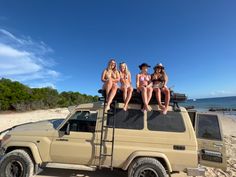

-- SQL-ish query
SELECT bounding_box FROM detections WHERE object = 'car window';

[49,119,65,129]
[197,114,222,141]
[107,108,144,130]
[188,111,196,129]
[147,111,186,132]
[67,111,97,133]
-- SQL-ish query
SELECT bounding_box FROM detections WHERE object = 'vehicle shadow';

[37,167,127,177]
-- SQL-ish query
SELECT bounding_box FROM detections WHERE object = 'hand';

[148,82,153,87]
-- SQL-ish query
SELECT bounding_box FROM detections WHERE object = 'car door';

[50,110,99,165]
[195,113,227,170]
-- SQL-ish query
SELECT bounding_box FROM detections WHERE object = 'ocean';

[180,96,236,114]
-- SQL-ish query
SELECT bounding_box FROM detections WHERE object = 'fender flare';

[5,141,42,164]
[122,151,172,172]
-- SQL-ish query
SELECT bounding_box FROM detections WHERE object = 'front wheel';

[128,157,167,177]
[0,149,34,177]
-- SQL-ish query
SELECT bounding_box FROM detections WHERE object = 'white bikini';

[120,72,131,88]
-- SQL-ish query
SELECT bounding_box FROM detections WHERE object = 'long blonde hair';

[119,62,130,76]
[107,59,117,71]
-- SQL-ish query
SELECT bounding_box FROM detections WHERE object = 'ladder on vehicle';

[98,98,117,170]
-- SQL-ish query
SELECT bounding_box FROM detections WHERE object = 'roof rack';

[98,89,187,105]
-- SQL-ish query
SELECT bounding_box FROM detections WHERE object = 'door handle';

[56,138,68,142]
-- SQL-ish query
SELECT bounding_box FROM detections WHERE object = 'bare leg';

[122,86,128,103]
[146,87,153,111]
[140,87,148,111]
[162,86,170,115]
[105,80,113,101]
[154,88,165,110]
[106,84,118,111]
[124,87,133,111]
[147,87,153,104]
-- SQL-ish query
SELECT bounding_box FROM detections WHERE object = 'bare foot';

[141,108,147,113]
[163,108,168,115]
[141,105,147,112]
[147,105,152,111]
[159,104,165,110]
[105,105,110,112]
[123,104,128,111]
[143,105,150,112]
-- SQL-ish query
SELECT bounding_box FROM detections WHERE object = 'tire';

[128,157,167,177]
[0,149,34,177]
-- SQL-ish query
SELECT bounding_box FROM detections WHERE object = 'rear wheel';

[128,157,167,177]
[0,149,34,177]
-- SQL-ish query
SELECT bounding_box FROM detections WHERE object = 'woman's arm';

[136,74,139,88]
[113,71,120,83]
[150,74,154,81]
[101,70,107,82]
[147,75,153,87]
[128,72,132,84]
[119,72,124,83]
[164,74,168,86]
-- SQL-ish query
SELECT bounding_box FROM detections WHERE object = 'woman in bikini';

[151,63,170,115]
[119,62,133,111]
[101,59,120,112]
[136,63,153,112]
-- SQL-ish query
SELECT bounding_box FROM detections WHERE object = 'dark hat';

[153,63,165,70]
[139,63,151,70]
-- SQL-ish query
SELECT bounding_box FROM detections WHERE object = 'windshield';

[48,119,65,129]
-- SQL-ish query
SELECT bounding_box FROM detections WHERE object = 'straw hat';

[153,63,165,70]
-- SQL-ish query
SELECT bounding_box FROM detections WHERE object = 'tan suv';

[0,90,227,177]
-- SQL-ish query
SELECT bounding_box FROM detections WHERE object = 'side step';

[45,163,97,171]
[186,167,205,176]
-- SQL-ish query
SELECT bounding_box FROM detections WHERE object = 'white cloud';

[0,29,25,45]
[29,82,56,89]
[47,70,60,77]
[0,29,60,88]
[0,43,30,57]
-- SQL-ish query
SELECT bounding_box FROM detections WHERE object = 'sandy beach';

[0,108,236,177]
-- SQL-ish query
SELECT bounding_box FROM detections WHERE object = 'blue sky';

[0,0,236,98]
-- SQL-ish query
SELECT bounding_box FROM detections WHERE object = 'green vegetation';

[0,78,98,111]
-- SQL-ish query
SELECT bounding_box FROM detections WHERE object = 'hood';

[10,119,65,133]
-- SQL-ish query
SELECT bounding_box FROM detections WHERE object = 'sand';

[0,108,69,133]
[0,109,236,177]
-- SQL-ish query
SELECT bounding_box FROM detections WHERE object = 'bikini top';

[139,74,150,82]
[152,74,165,83]
[106,69,118,80]
[120,71,128,80]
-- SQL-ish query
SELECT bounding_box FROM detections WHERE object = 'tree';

[0,78,98,111]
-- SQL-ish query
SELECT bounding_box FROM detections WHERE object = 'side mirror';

[65,123,70,135]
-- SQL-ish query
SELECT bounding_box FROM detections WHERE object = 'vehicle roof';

[75,101,188,113]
